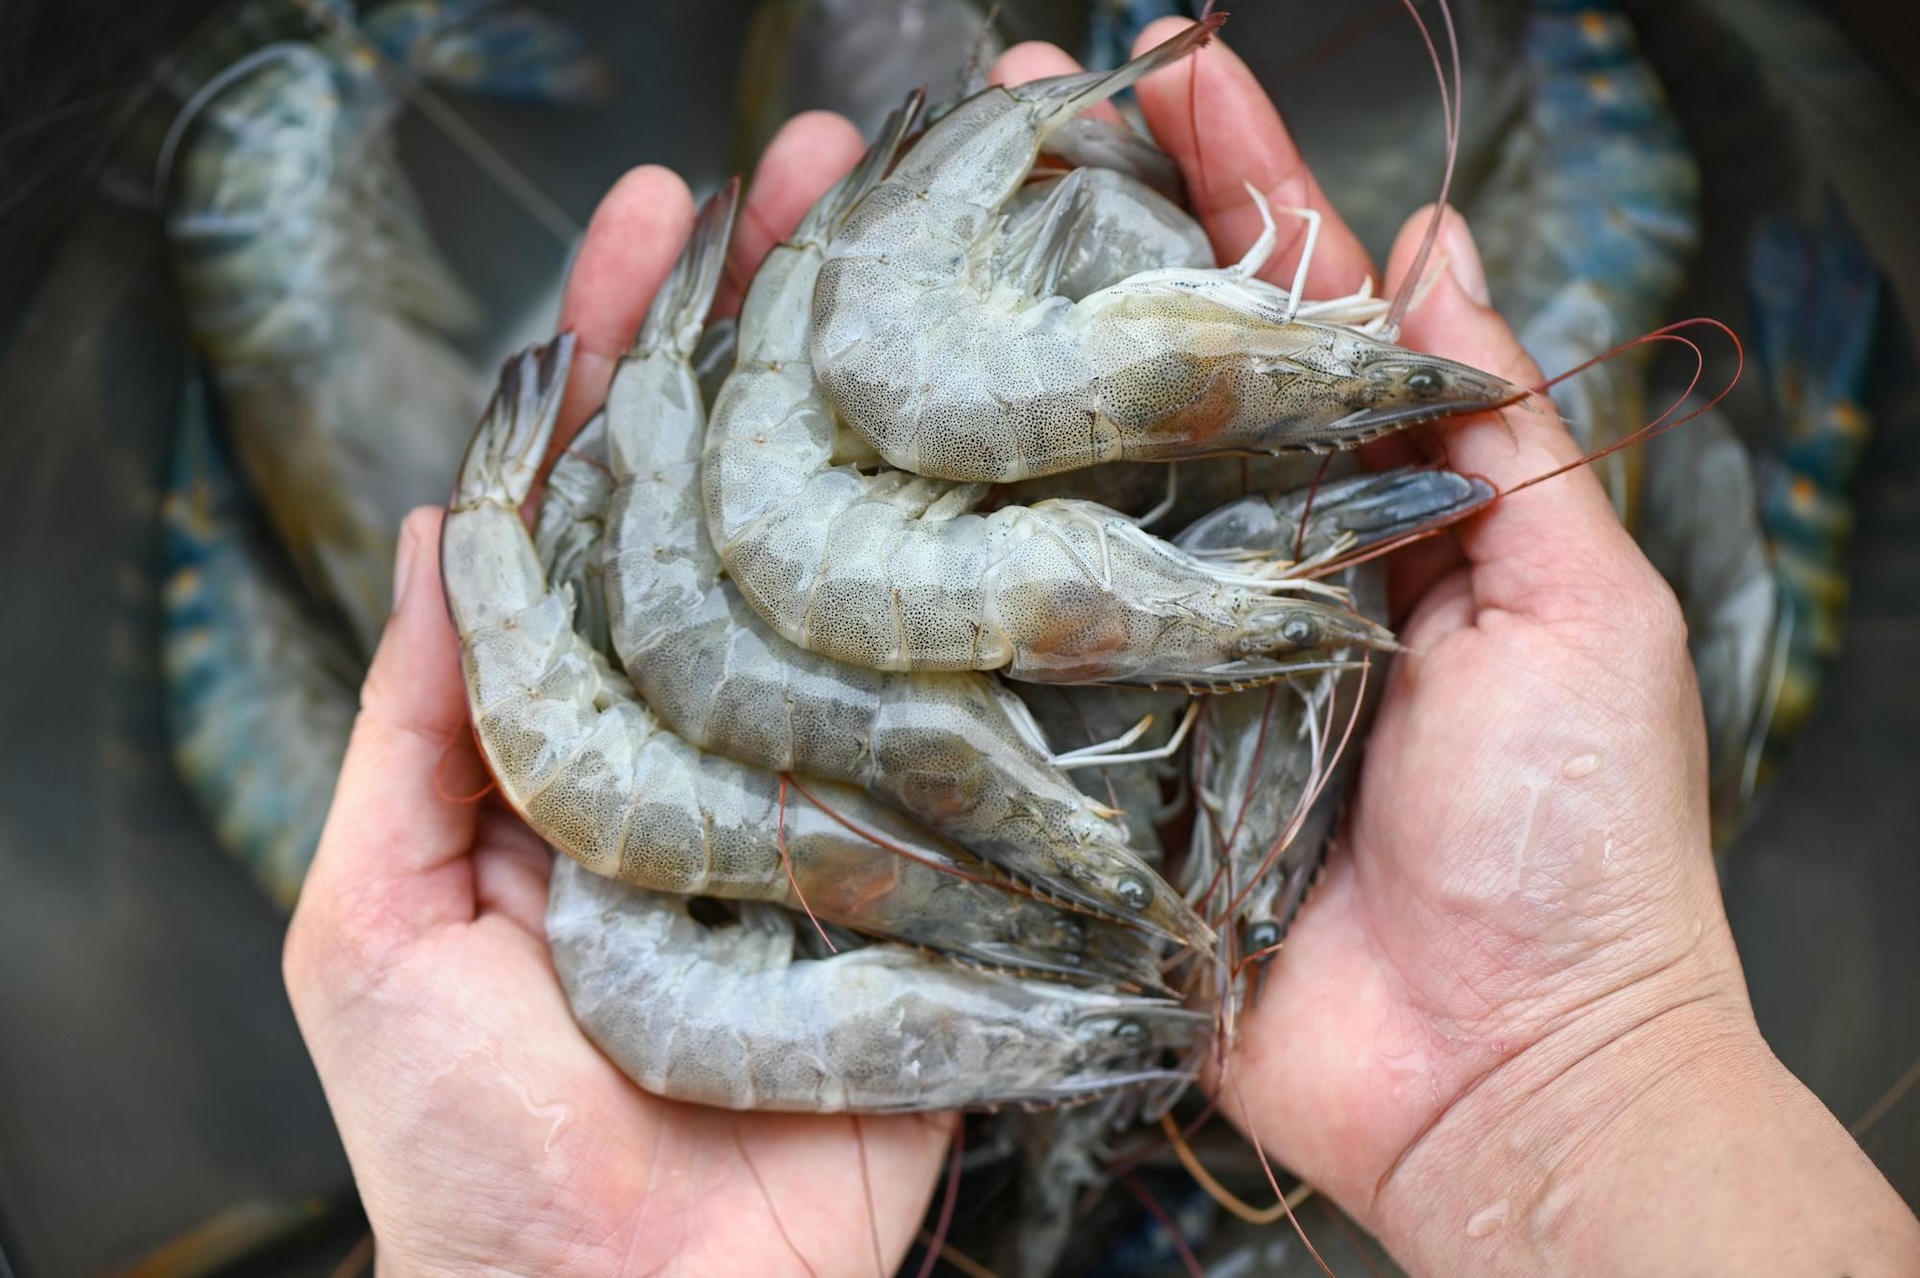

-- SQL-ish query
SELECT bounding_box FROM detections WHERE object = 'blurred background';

[1,1,1915,1274]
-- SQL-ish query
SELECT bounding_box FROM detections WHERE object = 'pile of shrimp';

[437,17,1534,1272]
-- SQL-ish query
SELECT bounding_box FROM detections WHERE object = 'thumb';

[291,507,485,977]
[1385,206,1656,624]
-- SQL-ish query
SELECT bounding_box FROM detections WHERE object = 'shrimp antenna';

[1158,1111,1314,1227]
[733,1121,823,1278]
[1122,1173,1207,1278]
[775,776,837,953]
[1381,0,1462,342]
[911,1124,967,1278]
[1304,319,1747,582]
[1852,1051,1920,1140]
[1229,1073,1340,1276]
[913,1232,1001,1278]
[851,1116,886,1278]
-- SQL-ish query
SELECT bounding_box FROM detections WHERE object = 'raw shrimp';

[446,336,1161,986]
[807,19,1521,483]
[548,858,1205,1112]
[357,0,611,101]
[600,185,1208,944]
[703,97,1398,689]
[164,32,482,655]
[1469,0,1700,520]
[162,370,359,909]
[160,2,607,655]
[1178,468,1494,961]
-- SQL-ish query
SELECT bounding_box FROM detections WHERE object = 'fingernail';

[1445,219,1491,308]
[391,519,418,612]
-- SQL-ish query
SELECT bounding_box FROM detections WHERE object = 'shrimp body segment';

[601,184,1208,946]
[808,20,1522,484]
[446,337,1161,988]
[549,859,1204,1113]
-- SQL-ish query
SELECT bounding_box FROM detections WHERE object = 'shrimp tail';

[818,89,927,234]
[453,333,574,511]
[1023,11,1225,131]
[635,180,742,360]
[360,0,614,104]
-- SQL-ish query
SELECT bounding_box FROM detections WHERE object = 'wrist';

[1374,985,1920,1276]
[1375,978,1751,1264]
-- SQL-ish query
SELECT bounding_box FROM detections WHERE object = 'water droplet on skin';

[1563,752,1600,779]
[1466,1200,1510,1238]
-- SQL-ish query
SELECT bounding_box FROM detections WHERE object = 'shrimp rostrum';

[599,182,1208,945]
[443,336,1167,991]
[808,16,1523,485]
[704,90,1399,690]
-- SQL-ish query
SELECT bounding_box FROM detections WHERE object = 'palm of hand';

[1231,367,1734,1219]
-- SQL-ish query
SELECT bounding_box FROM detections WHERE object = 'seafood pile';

[440,7,1884,1272]
[452,10,1510,1173]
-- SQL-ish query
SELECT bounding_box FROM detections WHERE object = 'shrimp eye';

[1115,875,1153,912]
[1404,368,1444,396]
[1113,1019,1149,1046]
[1281,615,1320,647]
[1243,920,1281,956]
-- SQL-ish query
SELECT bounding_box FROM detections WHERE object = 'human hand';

[282,124,954,1278]
[1101,16,1919,1275]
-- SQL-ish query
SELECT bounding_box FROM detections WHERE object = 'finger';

[293,508,481,966]
[471,805,554,936]
[1383,207,1656,622]
[989,41,1128,127]
[1133,16,1375,297]
[554,165,696,446]
[717,110,866,318]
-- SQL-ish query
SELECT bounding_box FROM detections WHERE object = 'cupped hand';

[283,117,955,1278]
[1114,12,1777,1265]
